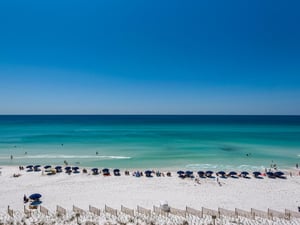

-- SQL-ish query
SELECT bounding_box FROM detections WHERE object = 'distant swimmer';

[10,155,13,160]
[24,152,27,155]
[96,151,98,155]
[61,144,64,146]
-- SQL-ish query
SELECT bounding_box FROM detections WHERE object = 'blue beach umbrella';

[228,171,237,176]
[72,167,79,170]
[185,171,193,177]
[113,169,120,176]
[217,171,226,176]
[274,171,284,177]
[102,168,109,173]
[197,171,205,177]
[205,171,213,177]
[30,201,42,206]
[253,171,261,177]
[44,165,51,169]
[177,171,184,175]
[240,171,249,177]
[266,172,275,178]
[33,165,41,172]
[102,168,110,175]
[55,166,62,169]
[65,166,71,170]
[29,193,42,200]
[91,168,99,174]
[26,165,33,168]
[55,166,62,173]
[145,170,152,177]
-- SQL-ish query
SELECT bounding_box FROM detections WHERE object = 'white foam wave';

[185,163,266,171]
[0,155,131,160]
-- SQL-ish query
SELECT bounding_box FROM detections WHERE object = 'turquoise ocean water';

[0,115,299,170]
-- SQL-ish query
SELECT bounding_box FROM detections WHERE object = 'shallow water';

[0,115,299,170]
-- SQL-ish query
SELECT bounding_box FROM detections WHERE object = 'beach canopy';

[65,166,71,170]
[113,169,120,176]
[228,171,237,176]
[72,167,79,170]
[102,168,109,173]
[29,193,42,200]
[92,168,98,171]
[145,170,152,177]
[266,172,275,178]
[177,171,185,175]
[197,171,205,176]
[274,171,284,177]
[185,171,193,177]
[55,166,62,169]
[26,165,33,168]
[30,201,42,206]
[217,171,226,176]
[240,171,249,176]
[253,171,261,177]
[205,171,214,177]
[34,165,41,168]
[44,165,51,169]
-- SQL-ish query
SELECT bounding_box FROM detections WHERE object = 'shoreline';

[1,165,300,214]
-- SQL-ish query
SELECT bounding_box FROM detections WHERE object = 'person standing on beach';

[10,155,13,160]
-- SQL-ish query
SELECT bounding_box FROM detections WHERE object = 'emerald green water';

[0,115,299,170]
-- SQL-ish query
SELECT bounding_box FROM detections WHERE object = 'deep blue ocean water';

[0,115,299,170]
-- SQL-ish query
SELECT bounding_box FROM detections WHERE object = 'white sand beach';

[1,166,300,224]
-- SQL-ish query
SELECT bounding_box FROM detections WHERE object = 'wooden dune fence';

[218,207,236,218]
[251,208,268,219]
[40,205,49,216]
[153,205,169,216]
[202,207,219,218]
[7,206,13,218]
[169,207,186,218]
[5,204,300,221]
[285,209,300,219]
[268,208,286,219]
[56,205,67,216]
[89,205,101,216]
[121,205,135,217]
[73,205,85,215]
[104,205,118,217]
[137,205,151,216]
[186,206,203,217]
[24,206,31,217]
[235,208,253,219]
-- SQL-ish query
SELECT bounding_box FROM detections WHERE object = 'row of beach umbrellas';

[177,170,286,179]
[25,165,121,175]
[25,165,286,179]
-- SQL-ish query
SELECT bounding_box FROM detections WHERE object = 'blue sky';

[0,0,300,114]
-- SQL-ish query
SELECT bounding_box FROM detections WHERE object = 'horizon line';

[0,114,299,116]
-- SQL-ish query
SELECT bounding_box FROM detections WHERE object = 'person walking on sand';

[23,194,28,203]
